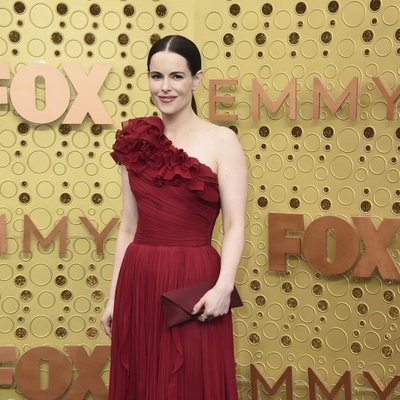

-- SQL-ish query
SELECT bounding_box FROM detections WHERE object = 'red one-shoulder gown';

[108,117,239,400]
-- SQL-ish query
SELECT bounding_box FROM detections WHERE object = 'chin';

[156,102,189,116]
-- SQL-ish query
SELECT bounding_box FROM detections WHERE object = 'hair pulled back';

[147,35,201,114]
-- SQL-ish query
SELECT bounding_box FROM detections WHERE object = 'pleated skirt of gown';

[109,242,239,400]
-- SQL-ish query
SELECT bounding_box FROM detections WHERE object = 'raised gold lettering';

[15,346,72,399]
[313,77,358,120]
[268,213,304,272]
[363,370,400,400]
[62,63,113,124]
[80,217,119,255]
[352,217,400,280]
[23,215,68,257]
[208,79,238,121]
[0,346,17,386]
[303,216,359,275]
[372,77,400,120]
[64,345,110,400]
[0,62,10,104]
[9,63,70,123]
[252,78,297,120]
[251,364,293,400]
[308,368,352,400]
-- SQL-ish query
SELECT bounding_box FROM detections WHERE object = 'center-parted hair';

[147,35,201,114]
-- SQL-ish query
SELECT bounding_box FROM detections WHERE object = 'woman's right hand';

[101,302,114,337]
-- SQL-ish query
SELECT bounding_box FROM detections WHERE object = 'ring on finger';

[198,314,207,322]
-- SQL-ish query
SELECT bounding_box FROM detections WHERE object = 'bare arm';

[101,166,138,336]
[193,128,247,318]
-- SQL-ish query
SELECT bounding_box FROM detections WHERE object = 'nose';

[161,77,171,92]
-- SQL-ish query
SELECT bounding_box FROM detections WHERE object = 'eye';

[150,73,162,80]
[172,74,184,80]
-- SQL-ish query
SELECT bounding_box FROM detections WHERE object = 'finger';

[191,298,205,315]
[102,318,112,337]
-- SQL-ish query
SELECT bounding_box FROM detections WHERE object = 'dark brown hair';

[147,35,201,114]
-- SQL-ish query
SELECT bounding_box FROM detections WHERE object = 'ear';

[192,70,203,91]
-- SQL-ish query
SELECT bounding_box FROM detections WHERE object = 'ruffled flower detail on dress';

[111,116,220,203]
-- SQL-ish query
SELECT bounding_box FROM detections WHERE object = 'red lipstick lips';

[158,96,177,103]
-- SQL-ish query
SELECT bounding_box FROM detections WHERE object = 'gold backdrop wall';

[0,0,399,399]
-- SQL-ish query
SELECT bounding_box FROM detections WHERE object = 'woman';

[102,35,247,400]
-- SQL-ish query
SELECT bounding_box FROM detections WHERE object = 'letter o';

[15,346,72,399]
[10,63,70,123]
[303,216,359,274]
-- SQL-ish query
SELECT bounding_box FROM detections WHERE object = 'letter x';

[62,63,112,124]
[352,217,400,280]
[65,345,110,400]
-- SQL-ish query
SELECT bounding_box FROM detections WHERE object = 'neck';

[161,107,198,138]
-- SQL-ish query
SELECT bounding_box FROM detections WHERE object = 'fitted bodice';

[130,173,220,246]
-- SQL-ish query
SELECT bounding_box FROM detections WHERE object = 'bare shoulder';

[188,119,245,174]
[199,122,246,178]
[198,120,241,151]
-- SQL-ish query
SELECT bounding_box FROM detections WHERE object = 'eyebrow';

[149,70,187,75]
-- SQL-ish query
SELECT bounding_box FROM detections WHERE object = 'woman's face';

[148,51,201,115]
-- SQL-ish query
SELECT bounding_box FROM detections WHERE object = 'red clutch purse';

[161,280,243,328]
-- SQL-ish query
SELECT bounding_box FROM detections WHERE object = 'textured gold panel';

[0,0,399,399]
